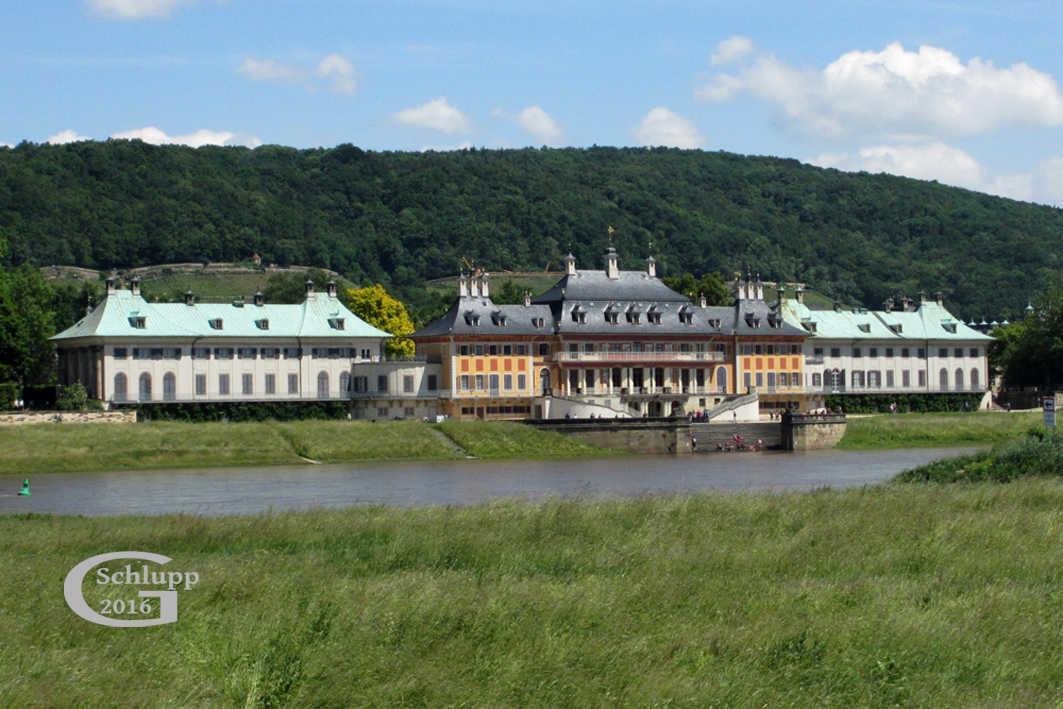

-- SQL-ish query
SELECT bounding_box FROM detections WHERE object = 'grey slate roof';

[533,271,689,304]
[553,300,734,335]
[733,299,808,337]
[412,296,555,337]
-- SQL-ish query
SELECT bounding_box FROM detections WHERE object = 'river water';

[0,447,975,517]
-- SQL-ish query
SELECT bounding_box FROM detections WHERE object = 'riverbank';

[837,410,1040,449]
[0,420,621,475]
[1,479,1059,705]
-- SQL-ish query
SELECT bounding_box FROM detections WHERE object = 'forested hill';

[1,141,1060,317]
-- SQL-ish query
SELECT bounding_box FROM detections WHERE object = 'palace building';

[51,276,391,405]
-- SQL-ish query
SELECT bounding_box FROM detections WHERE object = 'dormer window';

[745,315,761,328]
[464,311,480,326]
[626,305,642,324]
[857,323,871,333]
[678,306,694,325]
[803,321,818,333]
[888,323,903,334]
[942,323,957,333]
[129,316,146,329]
[571,305,586,324]
[707,318,721,328]
[648,305,662,325]
[491,311,508,326]
[255,318,269,330]
[208,318,223,330]
[328,317,345,330]
[532,317,545,328]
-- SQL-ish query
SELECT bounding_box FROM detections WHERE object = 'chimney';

[130,276,141,296]
[776,286,785,304]
[833,301,842,312]
[523,290,532,307]
[106,273,116,295]
[735,274,747,301]
[327,280,337,298]
[605,247,619,279]
[795,286,805,304]
[919,290,928,305]
[480,272,490,298]
[85,295,94,316]
[469,272,480,298]
[305,279,315,296]
[254,291,264,306]
[699,292,707,308]
[754,273,764,301]
[883,297,894,312]
[458,272,469,297]
[934,290,944,306]
[184,290,195,306]
[899,295,911,311]
[564,253,577,276]
[646,255,657,278]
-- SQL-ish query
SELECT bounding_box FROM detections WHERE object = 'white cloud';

[111,125,262,148]
[698,42,1063,138]
[711,35,753,66]
[633,107,703,149]
[810,141,1063,206]
[513,105,563,145]
[86,0,192,19]
[237,58,301,83]
[47,129,92,145]
[394,97,471,134]
[315,54,357,95]
[237,54,357,95]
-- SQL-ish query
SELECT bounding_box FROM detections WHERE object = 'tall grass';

[0,481,1059,705]
[437,420,623,459]
[896,429,1062,483]
[838,411,1039,449]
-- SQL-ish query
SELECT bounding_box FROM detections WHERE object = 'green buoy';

[17,479,30,497]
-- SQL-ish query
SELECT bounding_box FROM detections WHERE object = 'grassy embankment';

[897,429,1062,483]
[0,478,1059,705]
[837,411,1040,449]
[0,420,619,475]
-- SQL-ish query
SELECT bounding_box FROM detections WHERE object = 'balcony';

[349,389,450,399]
[555,351,725,364]
[805,355,825,364]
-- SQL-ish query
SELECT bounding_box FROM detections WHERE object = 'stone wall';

[527,419,693,455]
[689,422,781,450]
[0,410,137,426]
[781,414,847,450]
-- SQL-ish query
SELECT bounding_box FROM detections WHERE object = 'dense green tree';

[662,272,732,305]
[263,269,338,303]
[0,143,1060,317]
[991,288,1063,390]
[342,284,416,357]
[0,264,56,386]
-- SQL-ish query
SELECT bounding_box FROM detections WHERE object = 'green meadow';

[837,411,1041,449]
[0,420,616,475]
[1,478,1059,706]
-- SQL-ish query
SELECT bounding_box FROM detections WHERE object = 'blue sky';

[3,1,1063,204]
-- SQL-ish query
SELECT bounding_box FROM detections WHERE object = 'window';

[868,371,880,388]
[403,375,414,393]
[129,316,146,329]
[139,373,152,401]
[516,345,527,355]
[353,376,368,393]
[489,345,499,355]
[192,347,210,360]
[766,372,776,389]
[869,348,878,357]
[885,348,894,358]
[743,371,752,392]
[195,373,206,395]
[317,371,330,398]
[378,375,389,393]
[716,367,727,393]
[460,375,470,391]
[971,368,980,390]
[938,348,948,358]
[954,368,964,390]
[886,370,895,388]
[857,323,871,333]
[852,347,862,358]
[427,375,438,391]
[969,348,979,357]
[242,373,253,395]
[917,348,926,358]
[287,373,298,394]
[902,370,910,388]
[208,318,223,330]
[475,374,485,390]
[584,370,594,388]
[812,373,822,387]
[504,374,513,390]
[283,347,300,359]
[261,348,280,359]
[517,374,526,390]
[328,317,345,330]
[901,348,910,358]
[943,323,957,334]
[852,371,865,388]
[238,348,257,359]
[755,372,763,388]
[918,370,926,387]
[339,372,350,394]
[219,374,230,395]
[503,345,512,355]
[754,345,763,355]
[953,348,963,358]
[404,407,415,418]
[255,319,269,330]
[539,343,550,356]
[163,372,176,401]
[377,407,389,418]
[113,373,127,402]
[813,347,823,356]
[460,344,470,356]
[939,368,949,391]
[474,344,484,356]
[113,347,128,359]
[214,347,234,360]
[830,348,841,358]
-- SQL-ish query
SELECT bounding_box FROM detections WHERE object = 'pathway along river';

[0,447,976,517]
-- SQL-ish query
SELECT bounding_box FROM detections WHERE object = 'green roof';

[782,298,992,341]
[51,289,391,341]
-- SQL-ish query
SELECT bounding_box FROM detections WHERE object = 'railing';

[349,389,450,399]
[555,351,725,363]
[805,355,824,364]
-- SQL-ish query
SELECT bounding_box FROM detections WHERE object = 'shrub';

[136,401,351,422]
[825,393,983,414]
[0,382,18,410]
[896,430,1063,483]
[55,382,89,411]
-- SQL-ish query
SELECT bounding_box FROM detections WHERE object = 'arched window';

[970,368,980,391]
[317,371,330,399]
[715,367,727,393]
[139,372,152,402]
[539,369,551,395]
[955,368,964,391]
[113,372,127,402]
[163,372,176,401]
[939,368,949,392]
[339,372,351,396]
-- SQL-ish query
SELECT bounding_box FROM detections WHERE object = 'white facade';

[349,361,445,420]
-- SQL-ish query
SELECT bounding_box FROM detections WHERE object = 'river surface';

[0,447,977,517]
